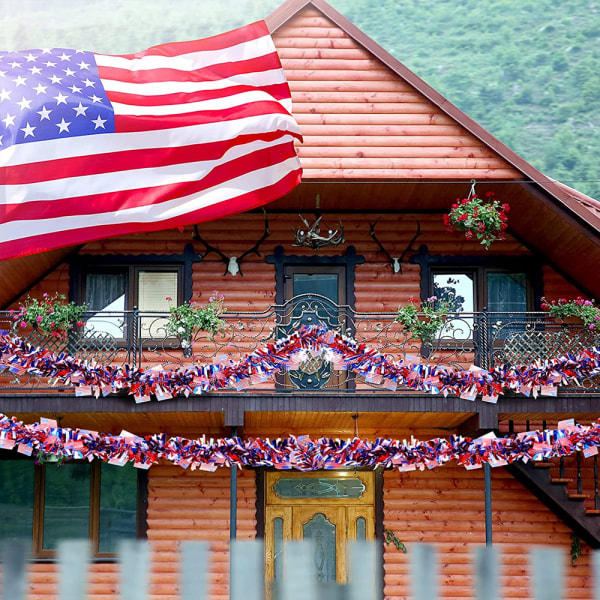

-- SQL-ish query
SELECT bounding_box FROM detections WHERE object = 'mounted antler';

[293,214,345,250]
[192,210,270,276]
[369,219,421,274]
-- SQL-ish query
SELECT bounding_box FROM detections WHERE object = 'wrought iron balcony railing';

[1,294,598,393]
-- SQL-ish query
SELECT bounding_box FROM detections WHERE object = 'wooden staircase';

[506,452,600,548]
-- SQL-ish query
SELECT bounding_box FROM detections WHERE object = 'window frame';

[430,266,535,313]
[78,264,185,312]
[71,258,187,344]
[410,248,544,314]
[1,453,147,559]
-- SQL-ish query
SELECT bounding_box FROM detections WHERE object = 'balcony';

[1,294,599,395]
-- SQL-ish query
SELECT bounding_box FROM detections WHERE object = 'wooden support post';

[484,462,493,546]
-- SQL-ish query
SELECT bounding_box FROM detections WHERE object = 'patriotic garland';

[0,412,597,471]
[1,326,599,402]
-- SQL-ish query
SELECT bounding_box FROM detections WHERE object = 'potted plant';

[165,291,228,352]
[541,296,600,329]
[396,295,453,343]
[11,293,87,338]
[443,190,509,250]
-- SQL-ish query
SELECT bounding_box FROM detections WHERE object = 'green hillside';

[2,0,599,199]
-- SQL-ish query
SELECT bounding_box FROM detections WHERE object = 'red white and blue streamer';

[0,325,599,402]
[0,413,597,471]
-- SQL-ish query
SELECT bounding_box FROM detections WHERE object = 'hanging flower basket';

[443,183,509,250]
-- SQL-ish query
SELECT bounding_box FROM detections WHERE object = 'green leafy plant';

[165,291,228,343]
[11,293,87,337]
[570,533,582,565]
[396,295,454,343]
[35,450,65,467]
[541,296,600,329]
[444,191,509,250]
[383,528,407,553]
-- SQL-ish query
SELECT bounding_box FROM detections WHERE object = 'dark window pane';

[85,272,127,337]
[85,273,126,311]
[487,273,527,312]
[43,463,90,550]
[356,517,367,541]
[293,273,338,303]
[98,463,138,553]
[0,458,34,549]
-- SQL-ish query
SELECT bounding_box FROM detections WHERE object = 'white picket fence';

[3,540,600,600]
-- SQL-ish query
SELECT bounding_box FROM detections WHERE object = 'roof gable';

[268,2,521,181]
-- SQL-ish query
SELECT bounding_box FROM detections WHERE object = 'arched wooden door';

[264,471,375,584]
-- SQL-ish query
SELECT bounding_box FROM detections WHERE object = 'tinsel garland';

[0,326,599,402]
[0,413,597,471]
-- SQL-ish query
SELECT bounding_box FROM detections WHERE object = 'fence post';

[410,544,437,600]
[118,540,149,600]
[593,550,600,600]
[348,540,379,600]
[475,545,499,600]
[58,540,90,600]
[530,547,562,600]
[281,541,317,600]
[231,540,263,600]
[181,541,209,600]
[1,541,27,600]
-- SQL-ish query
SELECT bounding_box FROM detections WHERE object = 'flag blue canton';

[0,48,115,148]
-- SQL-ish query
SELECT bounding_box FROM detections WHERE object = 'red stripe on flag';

[104,82,291,107]
[97,54,284,85]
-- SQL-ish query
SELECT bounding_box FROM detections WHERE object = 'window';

[81,265,182,338]
[432,268,530,340]
[432,269,529,311]
[0,455,145,557]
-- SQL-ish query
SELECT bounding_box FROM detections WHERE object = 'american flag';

[0,21,302,260]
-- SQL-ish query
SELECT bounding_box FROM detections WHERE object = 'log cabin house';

[2,0,600,598]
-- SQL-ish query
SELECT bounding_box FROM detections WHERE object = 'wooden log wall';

[383,463,594,600]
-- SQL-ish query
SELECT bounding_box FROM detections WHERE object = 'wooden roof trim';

[266,0,600,236]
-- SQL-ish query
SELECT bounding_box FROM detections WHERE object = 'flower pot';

[555,316,582,326]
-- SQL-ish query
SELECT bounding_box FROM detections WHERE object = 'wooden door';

[264,471,374,584]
